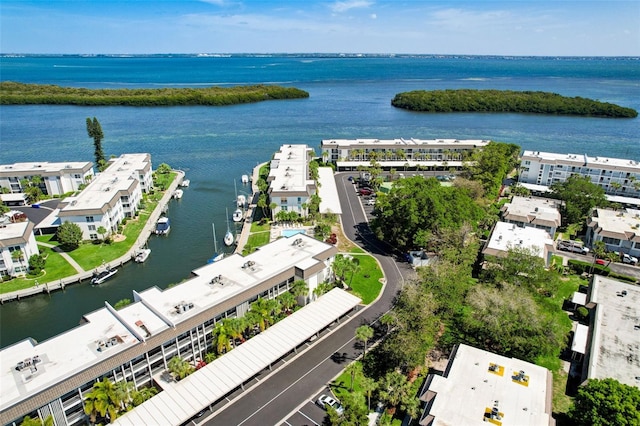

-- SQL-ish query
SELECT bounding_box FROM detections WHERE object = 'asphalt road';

[200,173,414,426]
[557,250,640,280]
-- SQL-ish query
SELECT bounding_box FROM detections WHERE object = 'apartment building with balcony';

[320,138,490,172]
[267,145,316,220]
[0,218,40,278]
[56,154,152,240]
[519,151,640,199]
[500,196,562,237]
[585,208,640,258]
[0,234,339,426]
[0,161,94,197]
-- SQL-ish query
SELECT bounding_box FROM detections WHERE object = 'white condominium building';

[0,219,40,278]
[320,138,490,171]
[57,154,152,240]
[586,208,640,258]
[520,151,640,198]
[268,145,316,219]
[500,196,562,236]
[0,161,94,197]
[0,234,339,426]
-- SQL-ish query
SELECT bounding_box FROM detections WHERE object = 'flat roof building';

[0,161,94,197]
[320,138,490,172]
[520,151,640,199]
[0,234,339,426]
[483,221,554,266]
[418,344,554,426]
[267,145,316,220]
[586,208,640,258]
[581,276,640,388]
[0,219,39,278]
[501,196,561,236]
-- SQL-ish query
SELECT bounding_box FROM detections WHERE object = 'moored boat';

[180,179,190,187]
[155,217,171,235]
[232,208,243,222]
[207,223,224,263]
[91,267,118,285]
[237,194,246,208]
[224,208,234,246]
[134,248,151,263]
[172,189,183,199]
[241,174,249,185]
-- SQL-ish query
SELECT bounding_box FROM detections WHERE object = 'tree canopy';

[391,89,638,118]
[568,378,640,426]
[86,117,106,171]
[56,221,83,250]
[550,174,608,224]
[372,176,484,251]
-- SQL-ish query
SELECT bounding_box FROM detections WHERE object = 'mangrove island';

[391,89,638,118]
[0,82,309,106]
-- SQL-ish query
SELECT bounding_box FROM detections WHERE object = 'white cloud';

[370,13,377,19]
[331,0,373,13]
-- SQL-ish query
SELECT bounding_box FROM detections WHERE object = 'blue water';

[1,54,639,348]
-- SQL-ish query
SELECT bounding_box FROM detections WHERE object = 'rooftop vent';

[135,320,151,337]
[15,355,41,372]
[292,238,304,247]
[242,261,256,270]
[210,274,223,284]
[97,336,121,352]
[174,301,194,314]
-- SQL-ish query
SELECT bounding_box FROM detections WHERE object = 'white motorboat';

[134,248,151,263]
[241,174,249,185]
[91,267,118,285]
[180,179,190,187]
[155,217,171,235]
[172,189,183,199]
[232,208,243,222]
[237,194,246,208]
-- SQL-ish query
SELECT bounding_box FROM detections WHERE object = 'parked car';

[358,188,373,196]
[348,176,354,182]
[595,258,606,266]
[365,198,375,206]
[557,240,589,255]
[621,253,638,265]
[316,394,344,415]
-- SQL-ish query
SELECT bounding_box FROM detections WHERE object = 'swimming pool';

[281,229,306,238]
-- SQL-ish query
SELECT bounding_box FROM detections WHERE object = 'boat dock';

[234,163,265,254]
[0,170,184,303]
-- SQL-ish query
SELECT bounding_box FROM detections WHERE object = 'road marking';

[297,410,320,425]
[237,337,358,425]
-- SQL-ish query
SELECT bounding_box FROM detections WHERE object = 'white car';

[621,253,638,265]
[316,394,344,414]
[365,198,375,206]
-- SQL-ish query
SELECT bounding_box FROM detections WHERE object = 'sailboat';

[207,223,224,263]
[224,208,234,246]
[233,179,245,221]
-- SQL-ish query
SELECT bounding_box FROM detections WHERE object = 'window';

[280,197,287,204]
[88,225,96,231]
[90,234,98,240]
[73,174,81,179]
[86,216,94,222]
[602,237,621,246]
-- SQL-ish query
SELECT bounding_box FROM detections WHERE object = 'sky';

[1,0,639,56]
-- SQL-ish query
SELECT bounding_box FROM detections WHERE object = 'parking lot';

[279,388,337,426]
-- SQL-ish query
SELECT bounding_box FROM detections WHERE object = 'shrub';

[576,306,589,320]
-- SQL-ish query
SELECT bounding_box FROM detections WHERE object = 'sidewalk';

[0,171,184,303]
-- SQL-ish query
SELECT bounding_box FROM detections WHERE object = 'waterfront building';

[267,144,316,220]
[0,234,338,426]
[320,138,490,172]
[500,196,561,236]
[585,207,640,259]
[482,221,554,266]
[57,154,152,240]
[0,161,94,197]
[570,276,640,388]
[0,219,39,278]
[417,343,553,426]
[519,151,640,198]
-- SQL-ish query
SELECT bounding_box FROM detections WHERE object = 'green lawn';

[250,221,271,233]
[242,231,271,255]
[347,253,383,304]
[0,247,77,292]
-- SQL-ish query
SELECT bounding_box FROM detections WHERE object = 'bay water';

[1,55,639,348]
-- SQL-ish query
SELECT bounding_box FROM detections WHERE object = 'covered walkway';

[114,288,361,426]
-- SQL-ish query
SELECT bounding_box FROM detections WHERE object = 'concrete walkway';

[234,163,266,254]
[0,171,184,303]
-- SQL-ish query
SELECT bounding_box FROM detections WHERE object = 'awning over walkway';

[114,288,360,426]
[317,167,342,215]
[571,292,587,307]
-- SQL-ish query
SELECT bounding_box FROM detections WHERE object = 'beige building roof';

[587,208,640,241]
[483,221,554,260]
[501,196,561,230]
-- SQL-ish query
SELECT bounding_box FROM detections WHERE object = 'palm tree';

[379,312,396,335]
[344,362,361,392]
[131,386,157,407]
[213,320,232,354]
[226,317,247,345]
[204,352,217,364]
[113,380,134,411]
[168,356,194,380]
[379,370,409,414]
[290,279,309,306]
[355,325,374,358]
[277,291,297,314]
[360,376,377,411]
[83,377,120,424]
[19,415,54,426]
[250,298,279,331]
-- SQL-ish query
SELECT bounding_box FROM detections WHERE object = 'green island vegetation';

[0,82,309,106]
[391,89,638,118]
